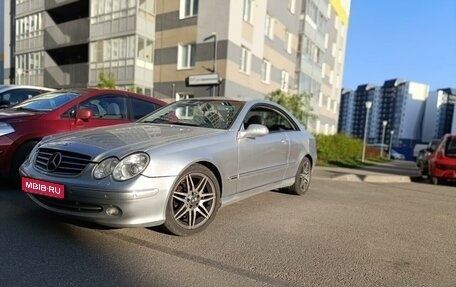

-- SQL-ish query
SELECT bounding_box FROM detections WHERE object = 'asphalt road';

[1,167,455,287]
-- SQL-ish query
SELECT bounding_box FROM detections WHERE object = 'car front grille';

[35,148,92,175]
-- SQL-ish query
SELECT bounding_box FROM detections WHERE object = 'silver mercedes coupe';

[20,98,317,236]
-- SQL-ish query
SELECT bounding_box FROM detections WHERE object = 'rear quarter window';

[131,98,161,120]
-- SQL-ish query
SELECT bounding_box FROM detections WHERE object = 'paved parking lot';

[1,164,455,286]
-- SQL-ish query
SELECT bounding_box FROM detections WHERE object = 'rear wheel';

[286,157,312,195]
[162,164,220,236]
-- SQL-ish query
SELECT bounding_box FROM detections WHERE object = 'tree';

[265,89,316,128]
[97,71,116,89]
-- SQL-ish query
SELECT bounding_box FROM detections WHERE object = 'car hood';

[0,108,43,122]
[40,123,224,160]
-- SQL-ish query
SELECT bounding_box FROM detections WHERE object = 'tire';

[430,176,445,185]
[11,141,39,182]
[162,164,220,236]
[286,157,312,195]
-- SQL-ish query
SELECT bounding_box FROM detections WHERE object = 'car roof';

[0,85,55,92]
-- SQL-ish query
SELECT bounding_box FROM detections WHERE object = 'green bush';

[315,134,363,166]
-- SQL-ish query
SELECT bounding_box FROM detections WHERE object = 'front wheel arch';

[11,140,40,180]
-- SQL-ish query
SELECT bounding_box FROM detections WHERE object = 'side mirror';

[76,108,93,120]
[238,124,269,139]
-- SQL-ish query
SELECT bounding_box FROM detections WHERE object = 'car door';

[237,105,291,193]
[68,94,129,130]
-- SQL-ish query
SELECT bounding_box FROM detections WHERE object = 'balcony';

[44,18,89,50]
[16,0,45,16]
[44,63,88,88]
[45,0,79,10]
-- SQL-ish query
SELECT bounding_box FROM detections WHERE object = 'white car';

[390,149,405,160]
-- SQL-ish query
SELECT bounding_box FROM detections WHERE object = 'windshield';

[12,91,79,112]
[140,99,244,129]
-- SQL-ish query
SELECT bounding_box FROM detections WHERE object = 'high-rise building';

[3,0,351,132]
[339,79,429,158]
[422,88,456,142]
[1,1,6,84]
[153,0,303,101]
[298,0,350,134]
[4,0,156,94]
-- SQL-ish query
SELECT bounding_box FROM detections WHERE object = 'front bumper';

[20,160,177,228]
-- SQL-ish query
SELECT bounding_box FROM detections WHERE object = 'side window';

[5,89,40,105]
[70,95,128,119]
[244,106,297,132]
[131,98,161,120]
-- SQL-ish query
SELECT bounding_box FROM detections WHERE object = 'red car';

[428,134,456,185]
[0,88,165,180]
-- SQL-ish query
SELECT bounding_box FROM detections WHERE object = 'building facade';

[4,0,155,94]
[0,1,3,84]
[3,0,351,132]
[153,0,304,102]
[299,0,350,134]
[422,88,456,142]
[339,79,429,158]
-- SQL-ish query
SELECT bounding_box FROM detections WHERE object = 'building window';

[16,13,43,40]
[280,71,289,92]
[243,0,252,23]
[240,46,251,74]
[264,14,274,39]
[285,30,292,53]
[137,37,154,63]
[261,59,271,83]
[180,0,198,19]
[178,43,196,69]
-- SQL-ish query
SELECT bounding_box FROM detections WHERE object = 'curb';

[315,173,412,183]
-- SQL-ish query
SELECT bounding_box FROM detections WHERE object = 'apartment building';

[153,0,302,102]
[0,1,5,83]
[339,79,429,158]
[299,0,350,134]
[4,0,155,94]
[422,88,456,142]
[4,0,351,132]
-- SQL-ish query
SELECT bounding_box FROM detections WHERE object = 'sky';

[342,0,456,91]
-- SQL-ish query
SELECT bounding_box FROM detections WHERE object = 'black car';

[416,139,441,176]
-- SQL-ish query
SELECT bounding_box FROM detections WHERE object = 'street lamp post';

[388,130,395,159]
[362,101,373,162]
[380,120,388,157]
[204,32,217,97]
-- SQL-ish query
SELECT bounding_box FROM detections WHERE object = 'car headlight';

[112,153,149,181]
[93,157,119,179]
[0,122,15,137]
[94,153,149,181]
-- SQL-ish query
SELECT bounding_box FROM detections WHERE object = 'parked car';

[428,134,456,185]
[0,88,165,180]
[390,149,405,160]
[416,138,441,176]
[20,98,317,236]
[0,85,55,109]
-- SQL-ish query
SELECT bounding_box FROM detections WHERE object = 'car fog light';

[106,206,121,216]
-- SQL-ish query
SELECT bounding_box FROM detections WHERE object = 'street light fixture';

[380,120,388,157]
[362,101,372,162]
[388,130,395,159]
